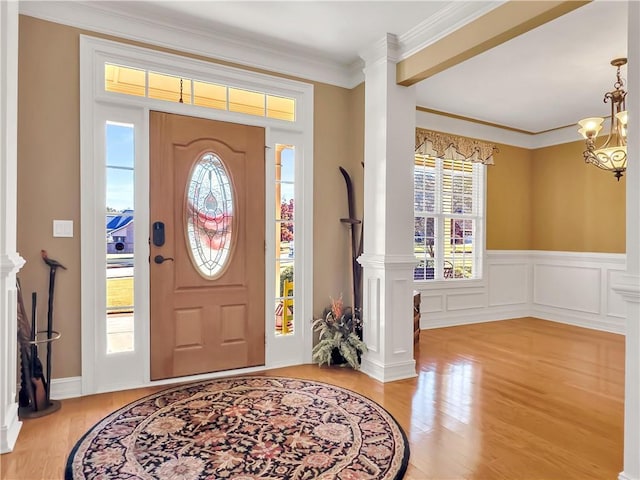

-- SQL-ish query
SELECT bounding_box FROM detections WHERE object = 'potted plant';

[312,295,367,370]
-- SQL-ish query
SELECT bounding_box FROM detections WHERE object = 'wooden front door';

[149,111,265,380]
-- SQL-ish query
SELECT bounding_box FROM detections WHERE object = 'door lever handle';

[154,255,174,264]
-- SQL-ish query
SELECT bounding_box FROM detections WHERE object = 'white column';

[357,34,417,382]
[0,0,25,454]
[615,2,640,479]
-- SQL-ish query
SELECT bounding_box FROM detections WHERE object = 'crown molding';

[18,0,585,147]
[397,1,505,60]
[349,1,505,86]
[416,109,580,150]
[359,33,403,67]
[18,1,356,88]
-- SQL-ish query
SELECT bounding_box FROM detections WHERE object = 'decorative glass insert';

[105,121,135,354]
[186,153,234,278]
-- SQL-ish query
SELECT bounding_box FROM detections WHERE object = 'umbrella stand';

[18,251,67,418]
[16,280,61,419]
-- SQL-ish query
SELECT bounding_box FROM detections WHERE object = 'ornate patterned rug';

[66,376,409,480]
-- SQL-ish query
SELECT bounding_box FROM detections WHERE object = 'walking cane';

[41,250,66,404]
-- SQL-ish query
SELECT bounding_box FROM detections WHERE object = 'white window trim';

[414,159,487,290]
[80,36,314,395]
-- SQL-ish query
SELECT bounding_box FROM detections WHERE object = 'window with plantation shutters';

[414,155,485,281]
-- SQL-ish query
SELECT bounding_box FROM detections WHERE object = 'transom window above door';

[105,63,296,121]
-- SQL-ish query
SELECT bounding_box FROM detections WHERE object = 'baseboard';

[360,358,417,383]
[0,403,21,453]
[619,472,638,480]
[421,306,529,329]
[50,376,82,400]
[531,307,625,335]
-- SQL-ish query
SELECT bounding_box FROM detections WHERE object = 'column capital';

[359,33,402,68]
[358,253,416,270]
[612,275,640,304]
[0,253,25,277]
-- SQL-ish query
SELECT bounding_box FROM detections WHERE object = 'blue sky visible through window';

[106,122,134,212]
[279,147,294,202]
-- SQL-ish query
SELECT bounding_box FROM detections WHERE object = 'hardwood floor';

[0,317,624,479]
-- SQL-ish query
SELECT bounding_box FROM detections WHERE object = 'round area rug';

[66,376,409,480]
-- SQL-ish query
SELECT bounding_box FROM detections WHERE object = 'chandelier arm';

[600,97,616,149]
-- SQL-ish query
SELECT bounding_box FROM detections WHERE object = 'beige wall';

[17,15,361,378]
[18,16,82,380]
[531,140,625,253]
[312,83,361,314]
[17,15,625,380]
[486,143,533,250]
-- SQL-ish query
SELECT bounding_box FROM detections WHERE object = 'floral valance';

[415,128,497,165]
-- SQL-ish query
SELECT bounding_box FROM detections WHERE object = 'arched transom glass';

[186,153,234,278]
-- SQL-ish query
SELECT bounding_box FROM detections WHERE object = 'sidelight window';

[105,121,135,354]
[274,145,295,335]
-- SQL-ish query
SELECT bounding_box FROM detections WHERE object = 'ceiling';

[417,0,628,133]
[70,1,629,134]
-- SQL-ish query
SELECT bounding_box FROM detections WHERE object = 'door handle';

[154,255,174,264]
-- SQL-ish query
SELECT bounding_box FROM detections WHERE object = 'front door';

[149,111,265,380]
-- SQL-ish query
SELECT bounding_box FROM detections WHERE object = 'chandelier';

[577,58,628,181]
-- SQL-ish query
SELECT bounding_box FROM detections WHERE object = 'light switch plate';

[53,220,73,238]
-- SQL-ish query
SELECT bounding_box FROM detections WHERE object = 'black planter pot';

[331,348,348,366]
[330,346,363,368]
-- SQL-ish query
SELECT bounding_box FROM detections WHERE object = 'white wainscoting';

[51,251,627,400]
[415,250,627,334]
[530,251,626,333]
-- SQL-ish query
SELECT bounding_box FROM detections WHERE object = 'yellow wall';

[531,140,625,253]
[17,15,361,378]
[486,139,625,253]
[486,143,533,250]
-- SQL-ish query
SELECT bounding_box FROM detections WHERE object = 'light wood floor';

[0,317,624,479]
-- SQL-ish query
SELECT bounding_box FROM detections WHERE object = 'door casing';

[80,36,314,396]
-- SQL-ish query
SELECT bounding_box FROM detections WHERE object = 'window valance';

[415,128,496,165]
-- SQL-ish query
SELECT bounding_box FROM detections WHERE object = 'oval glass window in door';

[186,152,234,278]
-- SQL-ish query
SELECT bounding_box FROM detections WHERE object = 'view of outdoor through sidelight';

[275,145,295,335]
[105,121,135,354]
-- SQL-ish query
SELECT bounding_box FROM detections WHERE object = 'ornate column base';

[614,276,640,480]
[1,253,26,454]
[359,254,417,383]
